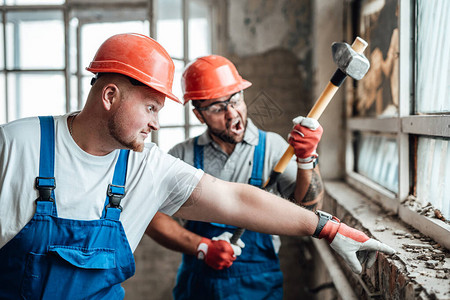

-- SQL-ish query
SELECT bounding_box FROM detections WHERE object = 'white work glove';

[196,232,245,270]
[316,215,396,274]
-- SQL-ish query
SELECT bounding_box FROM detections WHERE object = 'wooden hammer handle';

[264,37,368,180]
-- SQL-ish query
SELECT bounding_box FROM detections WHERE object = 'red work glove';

[288,116,323,169]
[196,232,245,270]
[315,213,396,274]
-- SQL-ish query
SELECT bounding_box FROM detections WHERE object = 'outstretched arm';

[175,173,318,236]
[175,173,395,274]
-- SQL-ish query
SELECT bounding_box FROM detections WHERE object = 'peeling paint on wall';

[229,0,288,55]
[228,0,313,60]
[227,0,314,101]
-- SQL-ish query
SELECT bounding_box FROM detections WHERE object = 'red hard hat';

[181,55,251,104]
[86,33,181,103]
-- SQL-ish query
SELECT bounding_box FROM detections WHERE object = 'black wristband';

[312,210,333,238]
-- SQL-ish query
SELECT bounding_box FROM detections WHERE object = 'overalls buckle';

[107,184,125,210]
[35,177,56,202]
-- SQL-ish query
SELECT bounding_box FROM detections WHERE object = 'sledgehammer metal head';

[331,42,370,80]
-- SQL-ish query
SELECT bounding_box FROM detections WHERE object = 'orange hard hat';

[181,55,251,104]
[86,33,181,103]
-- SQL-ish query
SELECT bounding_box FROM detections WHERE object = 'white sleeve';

[154,149,204,216]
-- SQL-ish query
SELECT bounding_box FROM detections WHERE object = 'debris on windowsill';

[394,230,407,236]
[407,271,420,278]
[435,271,448,279]
[434,209,446,222]
[403,243,433,249]
[402,196,449,224]
[425,260,440,268]
[325,181,450,299]
[374,225,388,232]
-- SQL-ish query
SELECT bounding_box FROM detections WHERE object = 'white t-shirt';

[0,114,203,252]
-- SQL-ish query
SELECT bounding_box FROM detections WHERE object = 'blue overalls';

[173,130,283,300]
[0,116,135,299]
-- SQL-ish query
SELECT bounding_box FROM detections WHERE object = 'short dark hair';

[191,100,202,108]
[90,73,146,87]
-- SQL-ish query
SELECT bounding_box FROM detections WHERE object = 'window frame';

[1,0,214,150]
[345,0,450,250]
[151,0,213,148]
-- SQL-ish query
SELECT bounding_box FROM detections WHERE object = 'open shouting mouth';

[229,118,244,136]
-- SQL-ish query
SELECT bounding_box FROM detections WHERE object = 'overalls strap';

[193,136,204,169]
[0,116,136,299]
[248,130,266,188]
[103,149,130,220]
[36,116,57,216]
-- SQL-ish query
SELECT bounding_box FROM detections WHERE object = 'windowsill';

[346,173,450,250]
[320,180,450,299]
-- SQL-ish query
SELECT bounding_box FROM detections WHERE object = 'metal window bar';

[1,1,152,123]
[182,0,189,141]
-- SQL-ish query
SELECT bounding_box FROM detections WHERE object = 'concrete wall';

[225,0,315,149]
[312,0,345,180]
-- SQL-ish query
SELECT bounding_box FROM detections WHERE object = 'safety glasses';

[196,91,243,115]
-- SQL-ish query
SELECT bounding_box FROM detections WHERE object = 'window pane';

[0,73,5,124]
[172,60,184,102]
[79,17,149,75]
[157,127,185,153]
[7,73,65,120]
[159,100,184,126]
[355,132,398,193]
[416,0,450,113]
[0,14,3,70]
[160,60,184,126]
[354,0,399,117]
[157,0,183,59]
[6,0,64,4]
[143,133,153,148]
[80,76,91,108]
[69,17,79,75]
[189,125,206,138]
[416,137,450,219]
[70,75,78,112]
[6,11,64,69]
[188,102,201,125]
[189,1,211,60]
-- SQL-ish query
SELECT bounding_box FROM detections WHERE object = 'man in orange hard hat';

[146,55,392,299]
[0,34,395,299]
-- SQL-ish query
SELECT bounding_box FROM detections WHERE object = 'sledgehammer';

[230,37,370,245]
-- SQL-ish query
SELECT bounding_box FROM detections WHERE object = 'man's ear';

[193,108,205,124]
[102,84,120,111]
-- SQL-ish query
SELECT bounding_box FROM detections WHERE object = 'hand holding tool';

[197,232,245,270]
[288,116,323,169]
